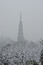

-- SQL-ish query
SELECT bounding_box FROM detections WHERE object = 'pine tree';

[40,49,43,65]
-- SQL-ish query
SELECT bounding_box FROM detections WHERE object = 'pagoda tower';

[17,13,24,42]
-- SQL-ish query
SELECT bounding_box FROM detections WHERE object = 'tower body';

[17,14,24,42]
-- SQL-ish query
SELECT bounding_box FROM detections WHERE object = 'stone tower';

[17,13,24,42]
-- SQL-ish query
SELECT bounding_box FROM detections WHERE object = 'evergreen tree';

[32,60,39,65]
[40,49,43,65]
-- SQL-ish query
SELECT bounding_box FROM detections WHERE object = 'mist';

[0,0,43,42]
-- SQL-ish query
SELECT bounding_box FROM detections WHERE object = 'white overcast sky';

[0,0,43,42]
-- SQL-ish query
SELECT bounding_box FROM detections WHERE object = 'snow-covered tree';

[40,49,43,65]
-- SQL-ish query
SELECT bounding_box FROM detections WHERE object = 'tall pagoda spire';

[17,13,24,42]
[20,12,22,22]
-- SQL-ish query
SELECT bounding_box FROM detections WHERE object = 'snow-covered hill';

[0,37,15,50]
[0,37,43,65]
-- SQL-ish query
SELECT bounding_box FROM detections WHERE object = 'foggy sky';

[0,0,43,42]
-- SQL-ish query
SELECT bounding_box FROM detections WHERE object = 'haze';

[0,0,43,42]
